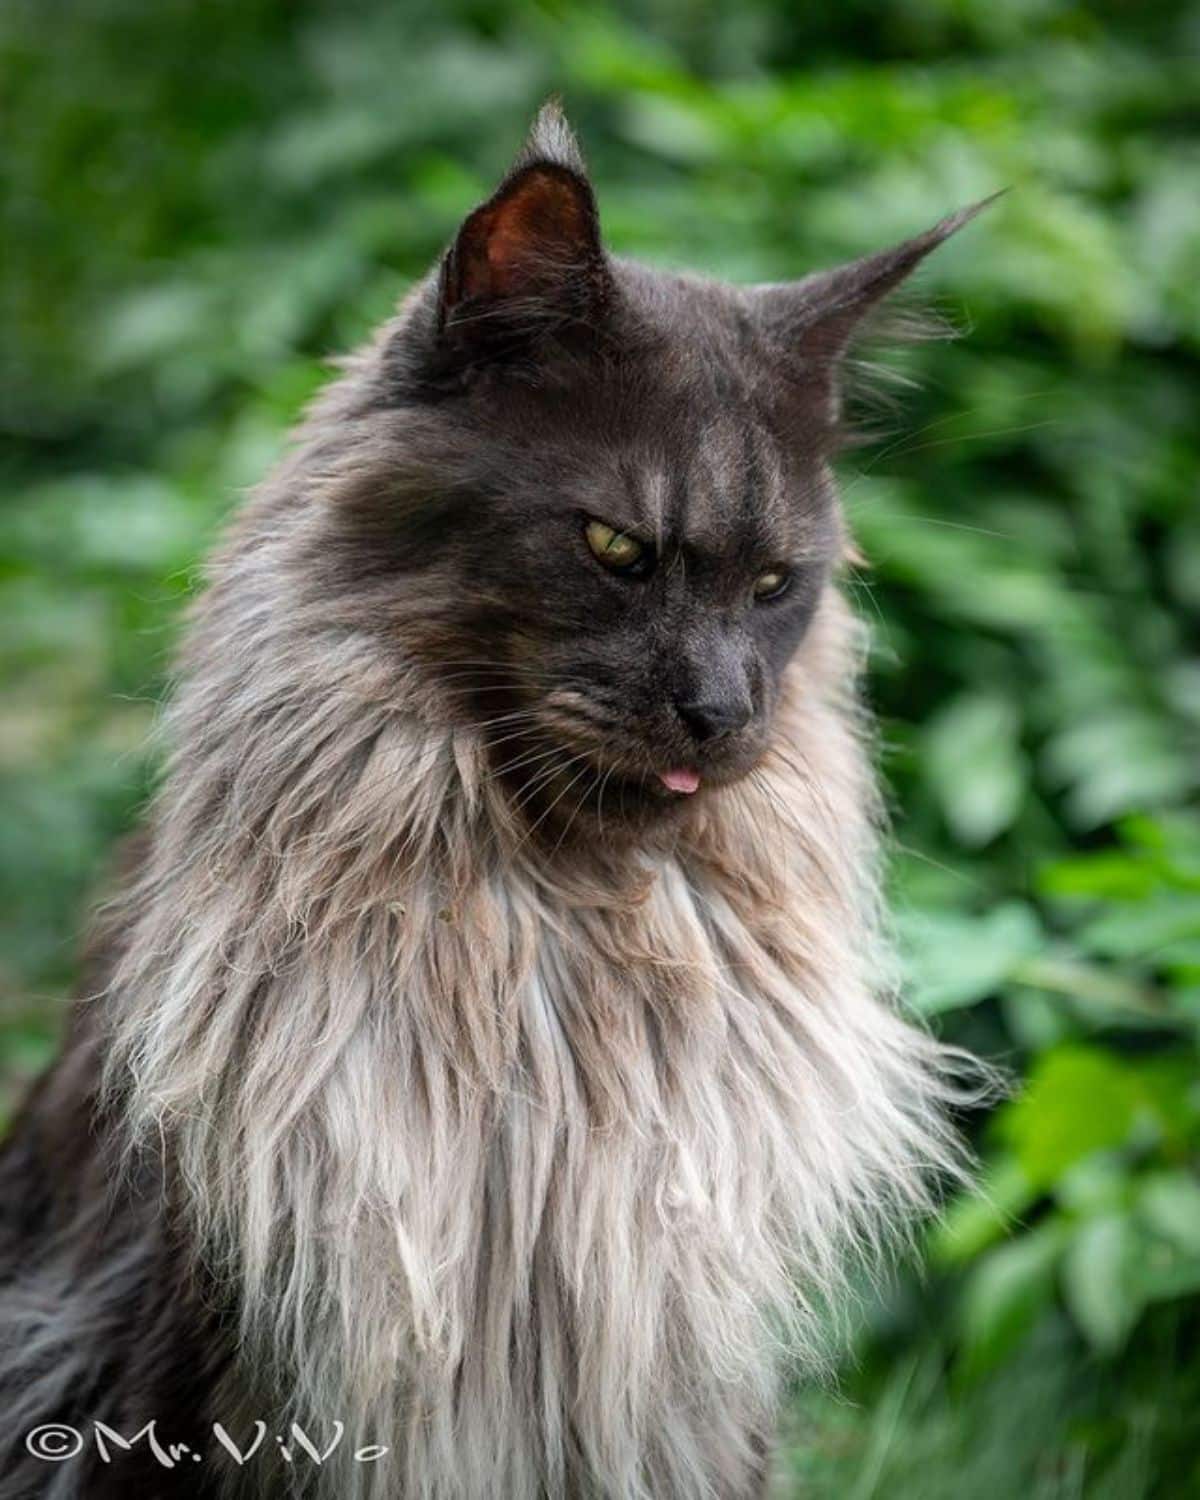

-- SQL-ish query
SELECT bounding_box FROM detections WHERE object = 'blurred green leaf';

[901,902,1042,1015]
[1138,1171,1200,1255]
[1079,894,1200,965]
[930,1158,1037,1268]
[1000,1047,1140,1187]
[1039,849,1159,902]
[924,692,1026,847]
[1062,1213,1141,1353]
[960,1224,1066,1376]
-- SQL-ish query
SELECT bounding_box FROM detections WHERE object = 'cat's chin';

[506,754,764,850]
[483,718,766,844]
[501,764,680,848]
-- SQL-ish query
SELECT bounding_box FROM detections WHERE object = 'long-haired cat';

[0,105,990,1500]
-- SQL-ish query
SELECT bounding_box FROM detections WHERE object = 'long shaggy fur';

[101,468,965,1498]
[0,106,989,1500]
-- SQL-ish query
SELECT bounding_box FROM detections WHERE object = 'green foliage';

[2,0,1197,1494]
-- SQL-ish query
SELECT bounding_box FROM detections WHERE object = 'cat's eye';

[753,568,791,602]
[585,519,651,576]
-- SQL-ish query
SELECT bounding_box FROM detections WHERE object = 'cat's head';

[315,103,988,840]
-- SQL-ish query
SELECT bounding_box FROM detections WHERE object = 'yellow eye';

[753,569,790,601]
[585,519,648,574]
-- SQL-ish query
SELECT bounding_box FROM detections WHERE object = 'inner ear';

[439,162,606,331]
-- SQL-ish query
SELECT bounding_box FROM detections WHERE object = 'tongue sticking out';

[659,767,702,795]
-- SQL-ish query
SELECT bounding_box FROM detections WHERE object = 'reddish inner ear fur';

[458,166,592,302]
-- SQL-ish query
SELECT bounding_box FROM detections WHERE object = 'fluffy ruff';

[81,509,974,1498]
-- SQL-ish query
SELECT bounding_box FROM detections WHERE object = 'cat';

[0,103,991,1500]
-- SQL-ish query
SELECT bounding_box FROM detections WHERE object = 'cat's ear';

[434,101,610,366]
[755,195,999,424]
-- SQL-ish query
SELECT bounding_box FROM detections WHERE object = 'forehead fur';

[614,262,839,556]
[395,258,840,564]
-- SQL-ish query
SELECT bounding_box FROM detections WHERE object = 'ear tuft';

[516,97,588,177]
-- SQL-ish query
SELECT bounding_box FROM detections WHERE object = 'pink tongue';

[659,767,701,795]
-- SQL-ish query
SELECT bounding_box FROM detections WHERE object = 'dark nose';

[676,696,753,743]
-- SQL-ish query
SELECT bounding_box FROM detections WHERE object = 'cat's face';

[327,105,984,837]
[397,307,841,824]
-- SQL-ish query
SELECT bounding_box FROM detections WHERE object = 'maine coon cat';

[0,105,990,1500]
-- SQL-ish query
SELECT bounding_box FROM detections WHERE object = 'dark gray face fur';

[321,105,985,833]
[410,289,840,805]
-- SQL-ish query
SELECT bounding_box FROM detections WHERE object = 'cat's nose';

[675,696,753,743]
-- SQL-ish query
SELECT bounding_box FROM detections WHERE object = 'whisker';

[508,749,592,824]
[595,762,618,842]
[488,741,567,782]
[516,759,596,858]
[549,766,601,858]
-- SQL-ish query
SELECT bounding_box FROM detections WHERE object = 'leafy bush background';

[2,1,1198,1494]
